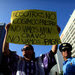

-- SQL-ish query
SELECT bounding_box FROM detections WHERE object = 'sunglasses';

[21,47,32,51]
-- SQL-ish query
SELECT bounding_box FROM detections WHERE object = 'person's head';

[59,43,72,60]
[21,45,35,61]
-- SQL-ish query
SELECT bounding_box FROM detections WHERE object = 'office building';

[60,10,75,57]
[0,23,5,64]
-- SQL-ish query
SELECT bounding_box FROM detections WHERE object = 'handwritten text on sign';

[6,9,61,45]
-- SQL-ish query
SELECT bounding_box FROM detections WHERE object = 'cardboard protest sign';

[6,9,61,45]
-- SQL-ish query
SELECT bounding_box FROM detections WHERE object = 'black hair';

[28,45,34,51]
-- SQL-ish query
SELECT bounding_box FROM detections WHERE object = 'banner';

[6,9,61,45]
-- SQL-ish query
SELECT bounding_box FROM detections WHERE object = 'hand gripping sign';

[6,9,61,45]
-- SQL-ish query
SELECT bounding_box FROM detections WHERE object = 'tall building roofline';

[0,23,5,26]
[60,10,75,37]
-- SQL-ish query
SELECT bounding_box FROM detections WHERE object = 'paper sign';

[6,9,61,45]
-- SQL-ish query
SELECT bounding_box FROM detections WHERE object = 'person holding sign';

[2,23,60,75]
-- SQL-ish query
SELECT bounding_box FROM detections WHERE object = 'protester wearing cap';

[59,43,75,75]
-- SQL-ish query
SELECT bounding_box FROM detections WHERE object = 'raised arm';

[51,45,58,54]
[51,25,61,54]
[2,23,11,55]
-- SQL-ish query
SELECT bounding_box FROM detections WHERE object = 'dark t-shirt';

[1,50,56,75]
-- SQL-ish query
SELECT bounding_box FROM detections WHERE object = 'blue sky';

[0,0,75,57]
